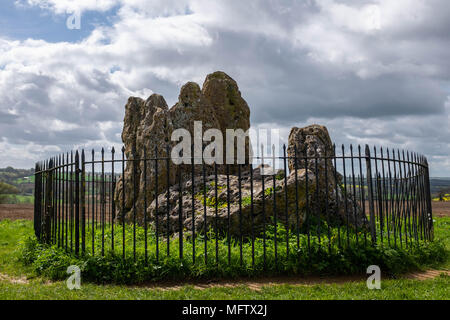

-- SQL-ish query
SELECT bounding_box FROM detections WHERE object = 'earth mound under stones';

[115,71,367,237]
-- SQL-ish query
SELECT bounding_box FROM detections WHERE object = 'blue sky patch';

[0,2,119,43]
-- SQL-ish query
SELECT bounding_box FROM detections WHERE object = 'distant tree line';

[0,182,20,204]
[0,167,34,184]
[0,167,35,204]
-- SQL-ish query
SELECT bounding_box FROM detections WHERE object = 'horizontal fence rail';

[34,144,434,269]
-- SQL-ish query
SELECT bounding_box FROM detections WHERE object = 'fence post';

[81,150,86,254]
[43,159,54,244]
[75,151,80,255]
[365,145,377,245]
[34,163,41,241]
[423,158,433,240]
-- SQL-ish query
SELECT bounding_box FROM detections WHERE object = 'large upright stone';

[202,71,250,136]
[287,124,367,229]
[115,71,251,223]
[287,124,336,187]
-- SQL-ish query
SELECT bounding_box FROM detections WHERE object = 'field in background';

[0,167,34,205]
[1,201,449,221]
[0,195,34,204]
[433,194,450,201]
[0,204,34,220]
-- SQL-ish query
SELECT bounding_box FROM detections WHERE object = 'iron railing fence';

[34,144,434,268]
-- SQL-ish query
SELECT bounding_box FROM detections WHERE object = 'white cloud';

[0,0,449,175]
[16,0,120,14]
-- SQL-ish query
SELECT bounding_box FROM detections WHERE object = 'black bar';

[374,147,384,244]
[238,164,243,266]
[365,145,377,245]
[122,147,126,258]
[91,150,95,255]
[324,147,331,253]
[423,158,433,241]
[202,149,207,264]
[261,145,267,269]
[294,145,300,249]
[215,163,219,266]
[178,168,183,260]
[81,150,86,254]
[70,152,73,252]
[305,146,311,252]
[111,148,115,253]
[155,145,160,263]
[66,153,69,251]
[272,145,278,268]
[358,145,367,247]
[132,145,137,261]
[333,144,341,249]
[283,145,289,258]
[381,147,390,246]
[144,146,148,262]
[190,144,194,265]
[75,151,80,255]
[166,144,170,257]
[250,162,255,268]
[226,164,231,265]
[341,145,349,248]
[314,145,321,245]
[101,148,105,256]
[350,145,358,247]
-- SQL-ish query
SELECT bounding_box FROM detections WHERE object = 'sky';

[0,0,449,176]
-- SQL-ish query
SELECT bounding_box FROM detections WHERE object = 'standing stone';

[287,124,368,229]
[115,71,252,223]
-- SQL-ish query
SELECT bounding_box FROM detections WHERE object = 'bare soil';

[432,201,450,217]
[1,202,449,221]
[0,270,448,288]
[0,204,33,220]
[135,270,450,291]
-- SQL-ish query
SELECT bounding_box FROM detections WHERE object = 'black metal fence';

[34,144,434,268]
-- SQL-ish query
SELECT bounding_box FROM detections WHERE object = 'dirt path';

[405,269,450,280]
[135,270,450,291]
[0,273,29,284]
[0,270,447,290]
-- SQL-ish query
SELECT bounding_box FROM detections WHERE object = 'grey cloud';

[0,0,449,176]
[0,111,18,123]
[198,30,447,124]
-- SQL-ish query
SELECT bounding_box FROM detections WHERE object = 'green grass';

[0,217,449,299]
[0,275,448,300]
[17,218,447,284]
[0,219,35,277]
[433,217,450,269]
[13,217,450,282]
[14,176,35,184]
